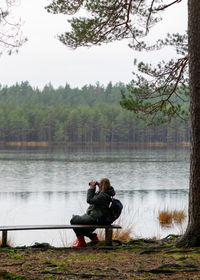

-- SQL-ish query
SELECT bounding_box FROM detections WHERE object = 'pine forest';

[0,81,190,145]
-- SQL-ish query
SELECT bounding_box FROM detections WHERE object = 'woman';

[70,178,115,248]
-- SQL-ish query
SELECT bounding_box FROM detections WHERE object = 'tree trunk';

[177,0,200,247]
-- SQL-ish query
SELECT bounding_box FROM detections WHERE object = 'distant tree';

[105,82,113,96]
[0,0,26,55]
[46,0,200,247]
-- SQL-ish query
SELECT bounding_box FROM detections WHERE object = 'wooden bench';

[0,224,121,247]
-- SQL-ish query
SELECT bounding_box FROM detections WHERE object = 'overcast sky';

[0,0,187,89]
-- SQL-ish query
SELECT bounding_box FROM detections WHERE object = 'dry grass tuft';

[158,210,173,227]
[95,208,135,243]
[158,209,186,228]
[113,227,132,242]
[172,210,186,224]
[96,226,132,243]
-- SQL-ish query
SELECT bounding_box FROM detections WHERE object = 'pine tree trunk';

[177,0,200,247]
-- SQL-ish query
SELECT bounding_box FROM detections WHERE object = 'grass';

[96,226,132,243]
[158,210,173,226]
[158,209,186,227]
[96,209,135,243]
[172,210,186,224]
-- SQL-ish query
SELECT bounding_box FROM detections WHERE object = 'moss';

[1,238,200,279]
[0,271,36,279]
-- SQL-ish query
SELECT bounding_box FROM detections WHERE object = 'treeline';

[0,81,123,106]
[0,81,190,143]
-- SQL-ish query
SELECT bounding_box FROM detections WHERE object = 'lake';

[0,146,190,246]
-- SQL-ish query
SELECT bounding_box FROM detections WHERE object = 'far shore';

[0,141,190,148]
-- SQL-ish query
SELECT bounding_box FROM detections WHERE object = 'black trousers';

[70,214,97,239]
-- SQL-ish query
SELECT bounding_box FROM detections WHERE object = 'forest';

[0,81,190,144]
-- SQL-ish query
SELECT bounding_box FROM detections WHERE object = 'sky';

[0,0,187,90]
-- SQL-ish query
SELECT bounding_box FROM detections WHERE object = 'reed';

[158,209,186,227]
[158,209,173,226]
[172,210,186,224]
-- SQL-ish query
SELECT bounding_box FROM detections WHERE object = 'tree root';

[41,271,121,278]
[140,245,168,254]
[1,262,24,266]
[162,234,180,241]
[137,263,199,274]
[0,270,35,279]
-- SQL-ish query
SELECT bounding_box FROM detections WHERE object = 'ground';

[0,236,200,279]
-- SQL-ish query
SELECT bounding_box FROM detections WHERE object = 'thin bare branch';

[0,0,26,54]
[145,0,156,35]
[136,0,144,11]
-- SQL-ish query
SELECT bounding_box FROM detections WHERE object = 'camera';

[88,181,99,186]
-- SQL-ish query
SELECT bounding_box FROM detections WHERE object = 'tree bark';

[177,0,200,247]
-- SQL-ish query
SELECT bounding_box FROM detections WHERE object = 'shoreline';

[0,141,190,148]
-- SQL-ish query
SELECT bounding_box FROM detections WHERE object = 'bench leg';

[2,230,7,247]
[105,228,113,246]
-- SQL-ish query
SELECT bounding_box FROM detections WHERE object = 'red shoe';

[72,236,87,248]
[91,236,99,242]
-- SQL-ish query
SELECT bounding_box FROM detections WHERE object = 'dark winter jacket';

[86,186,115,222]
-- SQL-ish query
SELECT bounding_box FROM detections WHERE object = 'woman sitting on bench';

[70,178,115,248]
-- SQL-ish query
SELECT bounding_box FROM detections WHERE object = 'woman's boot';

[72,236,87,248]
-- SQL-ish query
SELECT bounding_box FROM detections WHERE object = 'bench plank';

[0,224,121,231]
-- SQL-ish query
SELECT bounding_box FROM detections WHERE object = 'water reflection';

[0,188,189,246]
[0,146,189,246]
[0,188,189,201]
[0,148,189,192]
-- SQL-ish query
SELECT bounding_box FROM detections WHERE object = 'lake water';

[0,146,190,246]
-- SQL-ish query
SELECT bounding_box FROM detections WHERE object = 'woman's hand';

[89,180,96,189]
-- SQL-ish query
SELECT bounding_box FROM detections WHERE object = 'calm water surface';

[0,146,189,246]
